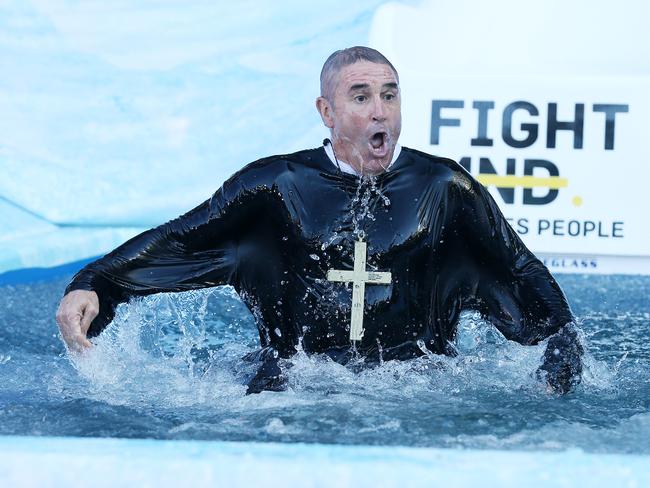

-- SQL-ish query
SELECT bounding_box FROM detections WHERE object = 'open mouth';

[369,131,388,157]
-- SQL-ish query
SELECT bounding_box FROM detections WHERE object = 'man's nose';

[371,96,386,122]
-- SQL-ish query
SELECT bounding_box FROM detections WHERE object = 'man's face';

[317,61,402,175]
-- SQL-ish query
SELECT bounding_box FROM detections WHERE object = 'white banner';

[369,4,649,274]
[398,74,649,273]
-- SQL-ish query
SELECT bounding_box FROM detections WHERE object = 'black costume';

[66,146,582,393]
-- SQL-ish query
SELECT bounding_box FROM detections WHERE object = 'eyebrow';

[348,82,399,92]
[349,83,370,92]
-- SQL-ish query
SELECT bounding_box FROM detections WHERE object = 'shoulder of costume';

[399,146,478,191]
[211,147,328,201]
[228,147,324,181]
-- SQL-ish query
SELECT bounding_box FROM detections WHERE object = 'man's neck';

[323,143,401,176]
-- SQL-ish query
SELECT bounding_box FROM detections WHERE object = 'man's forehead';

[336,61,398,89]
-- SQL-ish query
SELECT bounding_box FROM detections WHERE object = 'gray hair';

[320,46,399,102]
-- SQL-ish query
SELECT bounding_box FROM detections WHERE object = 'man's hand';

[55,290,99,352]
[537,324,584,394]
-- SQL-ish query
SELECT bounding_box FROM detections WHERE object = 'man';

[56,47,583,394]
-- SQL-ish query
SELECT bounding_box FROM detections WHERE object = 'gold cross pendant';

[326,240,391,342]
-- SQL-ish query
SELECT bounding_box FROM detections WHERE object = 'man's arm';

[57,176,246,350]
[454,172,583,393]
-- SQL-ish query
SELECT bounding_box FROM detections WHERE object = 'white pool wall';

[1,435,649,488]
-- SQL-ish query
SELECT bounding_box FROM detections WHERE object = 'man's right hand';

[55,290,99,351]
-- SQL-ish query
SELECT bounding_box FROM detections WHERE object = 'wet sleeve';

[65,176,246,337]
[455,174,575,345]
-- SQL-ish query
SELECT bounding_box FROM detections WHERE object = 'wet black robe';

[66,146,580,391]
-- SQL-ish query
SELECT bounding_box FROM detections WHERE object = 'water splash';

[65,291,616,415]
[3,274,647,451]
[348,174,392,242]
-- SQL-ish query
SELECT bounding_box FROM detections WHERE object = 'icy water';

[0,273,648,454]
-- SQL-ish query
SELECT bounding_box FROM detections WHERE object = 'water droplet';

[274,328,282,337]
[310,254,320,261]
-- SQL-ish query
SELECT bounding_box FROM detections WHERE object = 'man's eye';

[354,95,367,103]
[384,93,395,101]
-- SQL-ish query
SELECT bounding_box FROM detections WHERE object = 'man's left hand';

[537,324,584,394]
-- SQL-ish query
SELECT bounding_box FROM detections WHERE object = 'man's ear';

[316,97,334,129]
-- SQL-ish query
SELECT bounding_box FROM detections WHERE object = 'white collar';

[323,143,402,176]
